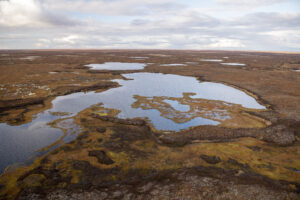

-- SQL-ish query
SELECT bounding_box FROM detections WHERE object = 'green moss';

[22,174,46,187]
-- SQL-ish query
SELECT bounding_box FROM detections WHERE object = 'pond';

[0,72,265,173]
[160,64,187,66]
[221,63,246,66]
[130,57,149,60]
[85,62,147,70]
[201,59,223,62]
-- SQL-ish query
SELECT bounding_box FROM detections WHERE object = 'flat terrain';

[0,50,299,199]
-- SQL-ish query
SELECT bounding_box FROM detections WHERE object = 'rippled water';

[85,62,147,70]
[0,72,265,173]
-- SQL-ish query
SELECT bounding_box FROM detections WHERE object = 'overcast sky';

[0,0,300,51]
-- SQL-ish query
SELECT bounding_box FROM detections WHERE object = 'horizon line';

[0,48,300,54]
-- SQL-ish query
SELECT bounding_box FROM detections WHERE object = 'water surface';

[0,72,265,173]
[130,57,149,60]
[201,59,223,62]
[163,99,190,112]
[221,63,246,66]
[0,91,107,173]
[161,64,187,66]
[86,62,147,70]
[93,72,265,128]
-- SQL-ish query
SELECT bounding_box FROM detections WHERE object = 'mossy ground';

[1,103,298,199]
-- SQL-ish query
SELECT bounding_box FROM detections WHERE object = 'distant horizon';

[1,48,300,54]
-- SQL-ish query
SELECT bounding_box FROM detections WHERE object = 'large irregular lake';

[0,72,265,173]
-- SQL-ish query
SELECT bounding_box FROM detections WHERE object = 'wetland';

[0,50,299,200]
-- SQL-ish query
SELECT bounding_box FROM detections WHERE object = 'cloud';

[35,38,51,48]
[214,0,286,7]
[0,0,79,27]
[259,30,300,49]
[41,0,184,16]
[0,0,299,51]
[54,35,81,45]
[238,12,300,29]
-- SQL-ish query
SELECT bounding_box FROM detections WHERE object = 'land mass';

[0,50,299,199]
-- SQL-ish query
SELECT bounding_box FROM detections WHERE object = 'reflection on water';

[221,63,246,66]
[116,73,265,109]
[130,57,149,60]
[0,91,107,173]
[160,64,187,66]
[0,72,265,173]
[163,99,190,112]
[85,62,147,70]
[201,59,223,62]
[19,56,40,60]
[95,73,265,130]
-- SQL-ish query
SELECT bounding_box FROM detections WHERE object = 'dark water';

[0,91,105,173]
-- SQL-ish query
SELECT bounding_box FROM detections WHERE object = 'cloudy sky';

[0,0,300,51]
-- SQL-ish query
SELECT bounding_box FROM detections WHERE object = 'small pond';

[160,64,187,66]
[85,62,147,70]
[221,63,246,66]
[201,59,223,62]
[130,57,149,60]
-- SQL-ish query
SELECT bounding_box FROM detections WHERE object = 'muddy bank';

[0,97,45,111]
[0,81,118,125]
[52,81,118,96]
[0,81,118,111]
[158,122,297,146]
[91,111,297,146]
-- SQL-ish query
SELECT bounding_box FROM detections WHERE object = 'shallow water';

[0,91,105,173]
[163,99,190,112]
[221,63,246,66]
[85,62,147,70]
[160,64,187,66]
[0,72,265,173]
[19,56,40,60]
[148,54,171,57]
[201,59,223,62]
[130,57,149,60]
